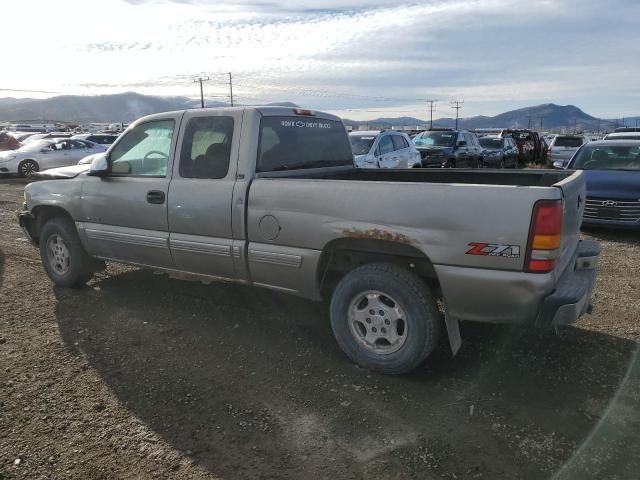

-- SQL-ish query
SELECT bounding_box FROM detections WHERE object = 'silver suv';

[549,134,590,168]
[349,130,421,168]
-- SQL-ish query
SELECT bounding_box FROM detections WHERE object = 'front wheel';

[40,217,96,288]
[330,263,441,374]
[18,159,39,177]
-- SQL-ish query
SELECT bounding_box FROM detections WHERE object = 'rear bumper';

[434,240,601,326]
[538,240,600,326]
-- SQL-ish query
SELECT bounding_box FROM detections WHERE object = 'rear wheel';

[499,158,505,169]
[40,217,96,288]
[443,159,456,168]
[18,159,39,177]
[330,263,441,374]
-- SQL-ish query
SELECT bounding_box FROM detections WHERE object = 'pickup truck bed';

[260,166,572,186]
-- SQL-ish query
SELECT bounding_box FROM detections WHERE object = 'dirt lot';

[1,177,638,480]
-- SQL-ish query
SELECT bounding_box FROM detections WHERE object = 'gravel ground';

[0,177,638,480]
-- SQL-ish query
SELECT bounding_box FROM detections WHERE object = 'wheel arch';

[317,237,440,300]
[28,205,74,245]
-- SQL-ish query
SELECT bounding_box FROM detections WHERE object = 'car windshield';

[570,145,640,170]
[413,131,456,147]
[17,140,53,152]
[554,137,584,147]
[349,135,376,155]
[479,137,503,149]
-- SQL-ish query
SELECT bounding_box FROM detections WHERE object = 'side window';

[378,136,394,155]
[110,119,175,177]
[392,135,407,151]
[465,133,476,146]
[70,140,89,149]
[179,116,234,179]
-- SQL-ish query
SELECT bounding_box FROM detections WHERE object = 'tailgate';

[554,170,586,275]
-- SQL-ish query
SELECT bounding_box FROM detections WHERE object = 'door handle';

[146,190,165,204]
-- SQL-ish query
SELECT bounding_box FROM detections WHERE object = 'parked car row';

[349,128,527,170]
[0,130,120,176]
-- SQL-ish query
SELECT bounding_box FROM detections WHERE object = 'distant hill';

[0,95,633,132]
[346,104,623,132]
[0,92,299,123]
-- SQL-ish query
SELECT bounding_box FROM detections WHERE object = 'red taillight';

[293,108,315,116]
[525,199,563,273]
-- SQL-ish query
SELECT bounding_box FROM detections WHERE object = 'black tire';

[18,159,39,177]
[499,158,505,169]
[39,217,95,288]
[330,263,441,375]
[444,159,456,168]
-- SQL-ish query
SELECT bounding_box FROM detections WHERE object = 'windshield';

[479,137,503,149]
[570,144,640,170]
[349,135,376,155]
[257,116,353,172]
[412,131,456,147]
[554,137,584,147]
[18,140,53,152]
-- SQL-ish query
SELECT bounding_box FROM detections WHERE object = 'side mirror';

[87,154,110,176]
[552,160,565,169]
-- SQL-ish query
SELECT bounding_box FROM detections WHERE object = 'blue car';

[565,140,640,229]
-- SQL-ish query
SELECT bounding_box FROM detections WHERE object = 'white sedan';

[0,139,107,177]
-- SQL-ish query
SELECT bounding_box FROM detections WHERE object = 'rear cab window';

[257,116,353,172]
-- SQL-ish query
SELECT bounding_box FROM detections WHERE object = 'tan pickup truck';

[19,107,600,374]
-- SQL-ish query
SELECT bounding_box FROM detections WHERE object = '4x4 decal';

[466,242,520,258]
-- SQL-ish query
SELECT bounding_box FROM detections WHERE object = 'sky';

[3,0,640,120]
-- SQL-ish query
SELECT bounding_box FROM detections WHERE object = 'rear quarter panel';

[246,177,564,299]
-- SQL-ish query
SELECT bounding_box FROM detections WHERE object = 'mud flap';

[444,306,462,355]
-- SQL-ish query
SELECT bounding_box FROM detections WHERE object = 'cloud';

[3,0,639,120]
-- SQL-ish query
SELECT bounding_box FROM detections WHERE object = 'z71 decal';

[466,242,521,258]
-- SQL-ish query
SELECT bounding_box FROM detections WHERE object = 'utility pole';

[597,118,601,134]
[426,100,437,129]
[539,118,543,130]
[573,118,578,133]
[193,76,210,108]
[636,119,639,128]
[451,100,463,130]
[227,72,234,107]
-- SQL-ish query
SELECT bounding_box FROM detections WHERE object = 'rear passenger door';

[167,110,244,280]
[391,134,410,168]
[376,135,396,168]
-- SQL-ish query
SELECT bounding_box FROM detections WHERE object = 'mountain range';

[0,92,636,132]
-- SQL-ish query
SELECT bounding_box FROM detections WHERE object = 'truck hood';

[32,164,90,179]
[583,169,640,200]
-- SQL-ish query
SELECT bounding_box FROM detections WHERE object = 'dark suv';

[412,129,483,168]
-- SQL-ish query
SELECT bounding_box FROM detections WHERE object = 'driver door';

[79,114,183,269]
